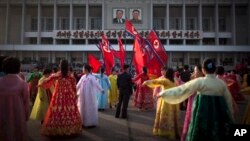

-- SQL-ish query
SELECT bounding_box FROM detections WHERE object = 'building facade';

[0,0,250,70]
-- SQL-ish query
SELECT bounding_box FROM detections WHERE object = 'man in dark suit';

[115,65,133,119]
[113,9,125,24]
[180,65,191,110]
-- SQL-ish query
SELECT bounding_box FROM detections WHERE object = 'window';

[202,17,214,32]
[170,18,182,30]
[57,17,69,30]
[41,38,53,44]
[74,18,85,30]
[219,17,226,32]
[29,38,37,44]
[90,17,102,30]
[40,57,48,64]
[61,18,69,30]
[190,58,200,65]
[41,18,53,31]
[186,18,196,30]
[153,18,165,30]
[31,18,37,31]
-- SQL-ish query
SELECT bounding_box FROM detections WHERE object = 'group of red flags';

[88,19,168,77]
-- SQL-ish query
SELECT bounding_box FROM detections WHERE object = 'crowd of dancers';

[0,55,250,141]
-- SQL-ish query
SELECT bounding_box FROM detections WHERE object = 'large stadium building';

[0,0,249,70]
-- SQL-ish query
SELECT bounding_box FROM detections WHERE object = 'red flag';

[100,35,115,75]
[133,35,149,75]
[88,54,101,73]
[147,30,168,76]
[118,37,126,67]
[125,19,139,37]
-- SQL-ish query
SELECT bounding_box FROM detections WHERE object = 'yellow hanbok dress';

[241,74,250,124]
[30,76,53,121]
[144,78,180,139]
[108,74,119,107]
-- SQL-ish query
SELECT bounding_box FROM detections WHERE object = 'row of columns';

[3,0,248,45]
[2,50,242,67]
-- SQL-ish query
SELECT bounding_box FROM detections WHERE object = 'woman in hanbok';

[27,67,42,104]
[77,64,103,127]
[40,60,82,136]
[95,67,111,111]
[0,57,30,141]
[159,58,234,141]
[133,67,154,111]
[27,67,42,105]
[142,66,180,139]
[181,64,204,141]
[30,68,53,123]
[108,68,119,108]
[240,70,250,124]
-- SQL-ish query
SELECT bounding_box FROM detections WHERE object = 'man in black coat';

[115,65,133,119]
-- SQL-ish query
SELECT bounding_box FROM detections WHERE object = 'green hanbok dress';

[159,74,234,141]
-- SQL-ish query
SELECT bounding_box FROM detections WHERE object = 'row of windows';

[31,17,101,31]
[28,38,232,45]
[30,17,226,31]
[153,17,226,31]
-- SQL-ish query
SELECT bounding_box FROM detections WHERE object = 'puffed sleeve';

[143,78,170,88]
[159,78,202,104]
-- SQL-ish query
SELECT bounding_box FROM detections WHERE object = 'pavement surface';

[28,95,249,141]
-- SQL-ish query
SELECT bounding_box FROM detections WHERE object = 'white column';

[166,0,169,45]
[231,0,236,45]
[21,0,26,44]
[200,52,203,64]
[19,52,23,62]
[182,0,186,45]
[82,52,87,63]
[52,52,55,63]
[69,0,73,45]
[217,52,221,65]
[150,0,153,29]
[37,0,41,44]
[66,52,71,63]
[168,52,172,67]
[35,51,39,61]
[215,0,219,45]
[186,52,190,65]
[233,52,237,66]
[86,0,89,45]
[199,0,202,45]
[5,0,9,44]
[53,0,57,45]
[102,0,104,30]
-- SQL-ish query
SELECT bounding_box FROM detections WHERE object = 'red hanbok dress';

[133,73,154,110]
[40,73,82,136]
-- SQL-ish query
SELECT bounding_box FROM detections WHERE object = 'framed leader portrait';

[113,8,126,24]
[129,8,142,24]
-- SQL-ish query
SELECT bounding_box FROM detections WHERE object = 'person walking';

[115,65,133,119]
[77,64,103,127]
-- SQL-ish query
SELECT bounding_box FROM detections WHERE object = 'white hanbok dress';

[77,74,103,127]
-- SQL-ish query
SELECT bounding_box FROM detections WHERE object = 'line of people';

[1,56,250,141]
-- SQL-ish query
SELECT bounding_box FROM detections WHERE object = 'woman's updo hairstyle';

[202,58,216,74]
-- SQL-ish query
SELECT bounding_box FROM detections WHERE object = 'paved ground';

[28,95,249,141]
